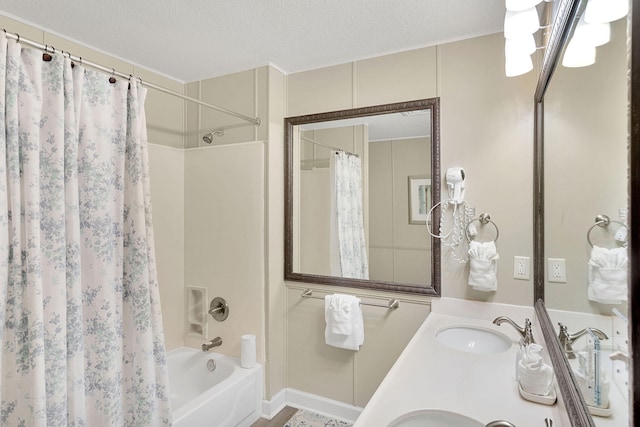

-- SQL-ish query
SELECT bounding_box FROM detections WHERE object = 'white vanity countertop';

[354,298,571,427]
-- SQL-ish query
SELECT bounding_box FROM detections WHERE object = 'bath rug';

[284,408,353,427]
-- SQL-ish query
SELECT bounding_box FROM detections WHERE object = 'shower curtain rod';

[300,136,358,157]
[2,30,261,127]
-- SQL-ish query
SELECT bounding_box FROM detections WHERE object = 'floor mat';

[283,408,353,427]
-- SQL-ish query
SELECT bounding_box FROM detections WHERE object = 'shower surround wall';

[148,145,185,351]
[183,141,265,360]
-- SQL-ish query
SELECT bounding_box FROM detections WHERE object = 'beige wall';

[439,33,536,305]
[286,285,429,407]
[265,66,287,398]
[369,137,431,284]
[185,67,269,148]
[281,33,537,406]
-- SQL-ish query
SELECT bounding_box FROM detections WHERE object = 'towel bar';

[301,289,399,310]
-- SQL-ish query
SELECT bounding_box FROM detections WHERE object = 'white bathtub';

[168,347,263,427]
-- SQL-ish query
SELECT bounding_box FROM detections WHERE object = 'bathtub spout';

[202,337,222,351]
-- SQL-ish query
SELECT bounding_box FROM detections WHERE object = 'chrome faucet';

[202,337,222,351]
[557,323,608,359]
[492,316,534,345]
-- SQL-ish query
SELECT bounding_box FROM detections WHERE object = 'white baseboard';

[262,388,287,420]
[262,388,363,423]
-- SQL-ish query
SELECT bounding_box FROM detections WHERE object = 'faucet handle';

[557,322,568,337]
[523,319,534,345]
[493,316,534,345]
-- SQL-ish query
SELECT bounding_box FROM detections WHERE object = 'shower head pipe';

[201,120,261,144]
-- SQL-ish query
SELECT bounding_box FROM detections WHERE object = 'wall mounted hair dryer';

[446,167,465,204]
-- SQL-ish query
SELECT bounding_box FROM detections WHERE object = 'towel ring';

[465,213,499,242]
[586,214,627,248]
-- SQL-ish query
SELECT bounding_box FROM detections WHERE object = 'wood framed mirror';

[284,98,441,295]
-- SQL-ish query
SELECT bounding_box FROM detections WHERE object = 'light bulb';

[505,0,543,12]
[573,14,610,47]
[505,35,537,56]
[584,0,629,24]
[562,37,596,67]
[506,54,533,77]
[504,8,540,39]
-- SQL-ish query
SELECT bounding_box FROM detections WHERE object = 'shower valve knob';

[209,297,229,321]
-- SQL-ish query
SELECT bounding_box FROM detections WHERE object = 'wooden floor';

[251,406,298,427]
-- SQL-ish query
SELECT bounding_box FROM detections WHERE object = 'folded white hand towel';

[587,245,628,304]
[324,294,364,351]
[468,240,499,292]
[518,344,554,396]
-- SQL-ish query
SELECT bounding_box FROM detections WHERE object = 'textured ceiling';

[0,0,504,83]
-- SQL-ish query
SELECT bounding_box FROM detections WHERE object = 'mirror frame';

[284,98,441,295]
[534,0,637,425]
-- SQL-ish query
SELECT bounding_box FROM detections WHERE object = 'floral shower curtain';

[329,151,369,279]
[0,35,171,426]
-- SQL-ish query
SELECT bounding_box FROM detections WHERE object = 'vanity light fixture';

[505,0,543,12]
[505,35,537,57]
[506,53,534,77]
[561,38,596,67]
[572,15,611,47]
[561,0,626,69]
[503,6,541,77]
[584,0,629,24]
[504,8,541,39]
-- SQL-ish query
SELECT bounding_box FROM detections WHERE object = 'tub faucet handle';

[202,337,222,352]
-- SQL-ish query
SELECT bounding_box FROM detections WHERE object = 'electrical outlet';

[513,256,530,280]
[548,258,567,283]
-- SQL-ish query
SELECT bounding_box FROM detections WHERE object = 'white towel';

[587,245,628,304]
[324,294,364,351]
[517,344,554,396]
[467,240,499,292]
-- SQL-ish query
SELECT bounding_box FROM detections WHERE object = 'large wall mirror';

[534,0,635,426]
[285,98,441,295]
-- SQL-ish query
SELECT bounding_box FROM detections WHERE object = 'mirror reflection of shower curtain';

[329,151,369,279]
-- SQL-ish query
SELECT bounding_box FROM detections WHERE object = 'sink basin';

[436,325,512,354]
[387,409,483,427]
